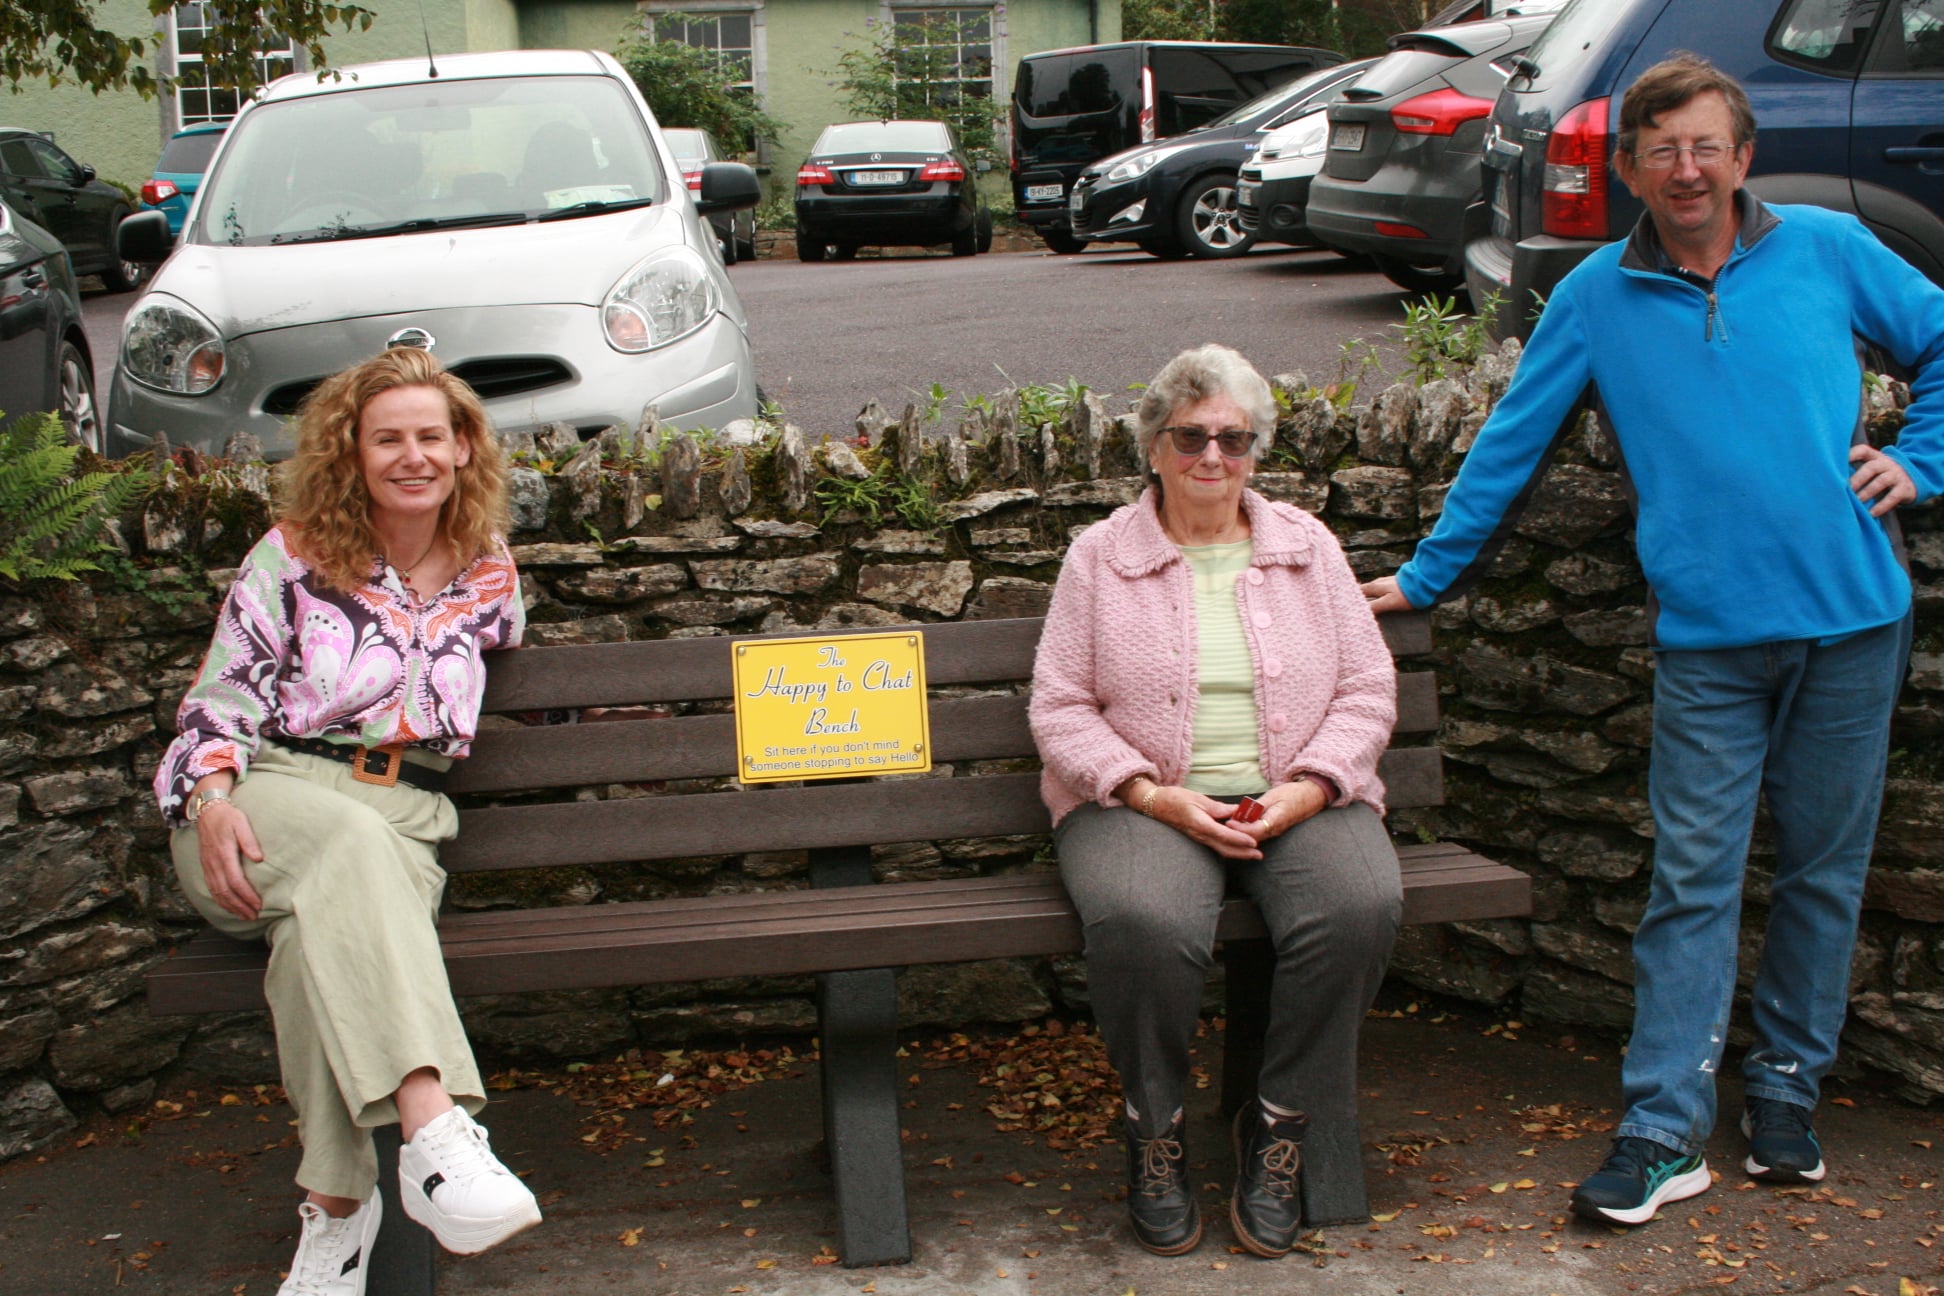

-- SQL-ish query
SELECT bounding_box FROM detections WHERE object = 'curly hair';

[276,349,510,593]
[1133,344,1276,489]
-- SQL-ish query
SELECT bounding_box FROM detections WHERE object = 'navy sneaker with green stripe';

[1741,1097,1825,1183]
[1569,1136,1711,1225]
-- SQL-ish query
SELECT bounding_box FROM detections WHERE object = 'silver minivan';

[111,49,761,458]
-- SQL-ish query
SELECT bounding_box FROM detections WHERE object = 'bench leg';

[368,1125,438,1296]
[1219,940,1371,1229]
[816,967,913,1267]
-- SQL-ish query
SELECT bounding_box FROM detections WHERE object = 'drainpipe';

[1089,0,1097,44]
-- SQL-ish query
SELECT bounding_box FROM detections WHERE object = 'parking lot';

[80,242,1423,445]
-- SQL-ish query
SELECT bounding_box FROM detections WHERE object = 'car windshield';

[813,121,951,154]
[156,129,224,175]
[1203,62,1345,129]
[194,73,665,246]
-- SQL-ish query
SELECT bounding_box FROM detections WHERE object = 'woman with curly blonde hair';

[154,348,538,1295]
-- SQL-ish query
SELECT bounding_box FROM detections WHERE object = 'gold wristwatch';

[185,787,233,823]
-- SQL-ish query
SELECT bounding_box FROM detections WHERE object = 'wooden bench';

[147,611,1529,1290]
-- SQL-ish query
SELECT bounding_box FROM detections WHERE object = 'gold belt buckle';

[351,743,404,787]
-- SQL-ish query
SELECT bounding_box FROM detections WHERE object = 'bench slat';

[476,613,1434,712]
[452,675,1443,795]
[146,845,1529,1014]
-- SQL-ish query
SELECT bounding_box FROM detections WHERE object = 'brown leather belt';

[277,735,447,792]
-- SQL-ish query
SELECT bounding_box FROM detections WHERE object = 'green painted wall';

[518,0,638,50]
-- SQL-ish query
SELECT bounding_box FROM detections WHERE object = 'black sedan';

[0,196,97,448]
[1303,15,1555,293]
[0,126,144,292]
[1065,60,1370,259]
[795,120,992,261]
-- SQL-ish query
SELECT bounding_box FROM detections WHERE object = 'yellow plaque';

[732,632,931,783]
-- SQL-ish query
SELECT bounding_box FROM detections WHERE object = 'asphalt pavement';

[3,1000,1939,1296]
[80,241,1421,446]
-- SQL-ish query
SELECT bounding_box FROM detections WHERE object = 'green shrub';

[0,412,152,584]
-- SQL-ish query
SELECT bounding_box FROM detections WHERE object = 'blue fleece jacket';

[1396,197,1944,650]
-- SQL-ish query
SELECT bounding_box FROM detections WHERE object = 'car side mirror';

[78,163,96,186]
[118,209,175,264]
[695,161,761,213]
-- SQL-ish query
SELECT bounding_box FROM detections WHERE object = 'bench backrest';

[437,613,1439,877]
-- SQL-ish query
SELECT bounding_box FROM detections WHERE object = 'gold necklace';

[387,537,440,586]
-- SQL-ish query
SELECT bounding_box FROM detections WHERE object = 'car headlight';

[121,293,226,395]
[1102,148,1177,185]
[603,245,720,354]
[1292,117,1331,159]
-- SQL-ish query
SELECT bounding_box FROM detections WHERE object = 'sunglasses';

[1162,425,1257,458]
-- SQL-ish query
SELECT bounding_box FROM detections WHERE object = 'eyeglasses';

[1633,140,1738,169]
[1162,425,1257,458]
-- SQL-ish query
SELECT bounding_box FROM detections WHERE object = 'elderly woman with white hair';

[1029,344,1401,1258]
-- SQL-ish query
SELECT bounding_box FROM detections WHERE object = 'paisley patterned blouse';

[154,524,525,826]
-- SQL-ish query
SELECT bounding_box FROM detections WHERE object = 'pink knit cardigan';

[1029,487,1397,827]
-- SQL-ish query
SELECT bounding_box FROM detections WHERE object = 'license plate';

[1237,179,1259,207]
[849,170,906,186]
[1025,183,1062,202]
[1330,123,1366,152]
[1069,188,1085,214]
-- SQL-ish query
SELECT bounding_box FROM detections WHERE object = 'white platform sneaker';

[278,1193,381,1296]
[398,1107,542,1254]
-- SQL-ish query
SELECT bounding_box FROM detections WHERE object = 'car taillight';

[1390,87,1495,136]
[141,179,178,205]
[1542,96,1609,239]
[918,159,965,182]
[682,169,702,191]
[1374,221,1428,239]
[797,164,835,186]
[1139,66,1156,143]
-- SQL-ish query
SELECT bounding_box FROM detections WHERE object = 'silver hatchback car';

[110,49,760,459]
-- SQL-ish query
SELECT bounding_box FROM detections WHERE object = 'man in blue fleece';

[1364,54,1943,1226]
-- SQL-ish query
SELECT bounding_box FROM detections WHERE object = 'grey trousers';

[1056,801,1401,1138]
[171,742,485,1199]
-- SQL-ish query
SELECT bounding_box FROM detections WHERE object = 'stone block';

[1562,608,1649,647]
[718,450,753,517]
[1545,553,1639,596]
[607,534,742,555]
[650,596,775,628]
[1408,377,1467,474]
[7,636,68,669]
[24,766,132,817]
[971,578,1054,621]
[1329,466,1416,520]
[0,785,15,831]
[170,1012,281,1085]
[0,1077,75,1161]
[818,440,871,481]
[509,542,602,567]
[1514,465,1629,548]
[1520,961,1635,1033]
[507,466,549,532]
[1249,473,1330,512]
[34,662,153,719]
[1537,831,1645,880]
[1911,653,1944,693]
[897,958,1051,1027]
[37,713,156,761]
[552,565,690,605]
[1280,394,1349,470]
[854,530,946,555]
[1354,382,1414,466]
[461,992,636,1061]
[46,999,187,1090]
[940,488,1039,521]
[523,615,631,647]
[1470,595,1558,634]
[1603,703,1654,749]
[1530,921,1634,984]
[631,996,818,1043]
[0,1006,56,1071]
[0,823,117,941]
[563,439,605,520]
[1043,479,1142,509]
[857,561,974,616]
[692,556,842,595]
[1386,925,1521,1005]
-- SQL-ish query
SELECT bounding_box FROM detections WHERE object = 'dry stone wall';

[0,346,1939,1160]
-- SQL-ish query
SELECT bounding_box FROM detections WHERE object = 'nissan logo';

[387,327,436,351]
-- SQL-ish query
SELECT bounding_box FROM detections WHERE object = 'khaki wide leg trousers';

[171,742,484,1200]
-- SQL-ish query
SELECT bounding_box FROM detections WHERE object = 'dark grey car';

[0,127,144,293]
[1303,14,1558,293]
[0,196,97,447]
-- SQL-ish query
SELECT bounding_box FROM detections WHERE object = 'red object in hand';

[1234,796,1266,824]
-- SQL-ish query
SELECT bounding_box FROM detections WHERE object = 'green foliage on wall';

[0,412,152,585]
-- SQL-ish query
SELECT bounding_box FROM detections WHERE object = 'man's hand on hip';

[1360,575,1416,615]
[1851,444,1917,517]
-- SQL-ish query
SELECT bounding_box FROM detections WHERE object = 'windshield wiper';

[279,211,531,243]
[536,197,655,222]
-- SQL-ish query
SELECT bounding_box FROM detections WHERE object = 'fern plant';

[0,412,153,584]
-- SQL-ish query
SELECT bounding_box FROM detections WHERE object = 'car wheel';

[976,209,994,254]
[830,243,858,261]
[1040,226,1085,255]
[57,339,101,453]
[737,221,758,262]
[1137,235,1186,260]
[951,220,978,256]
[100,210,145,292]
[719,232,738,266]
[796,229,827,263]
[1373,254,1465,295]
[1177,174,1256,259]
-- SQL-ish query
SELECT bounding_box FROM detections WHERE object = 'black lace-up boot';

[1123,1114,1202,1255]
[1230,1100,1307,1257]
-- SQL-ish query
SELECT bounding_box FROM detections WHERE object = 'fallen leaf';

[618,1227,642,1247]
[755,1258,777,1270]
[742,1198,761,1209]
[1831,1097,1856,1108]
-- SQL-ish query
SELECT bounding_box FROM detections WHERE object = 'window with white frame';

[171,3,295,126]
[655,12,757,95]
[890,7,994,108]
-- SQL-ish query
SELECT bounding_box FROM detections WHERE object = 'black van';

[1011,41,1341,253]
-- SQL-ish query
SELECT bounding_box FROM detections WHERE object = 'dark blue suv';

[1467,0,1944,338]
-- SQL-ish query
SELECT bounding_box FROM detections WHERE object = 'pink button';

[1253,609,1272,629]
[1270,713,1289,733]
[1264,657,1282,679]
[1246,569,1264,586]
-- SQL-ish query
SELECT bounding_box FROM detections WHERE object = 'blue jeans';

[1618,613,1912,1156]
